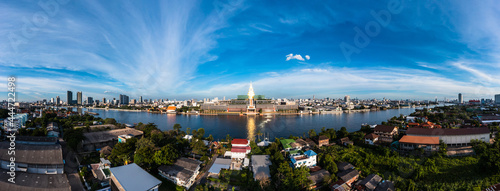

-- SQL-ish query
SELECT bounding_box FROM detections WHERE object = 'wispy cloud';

[286,53,309,61]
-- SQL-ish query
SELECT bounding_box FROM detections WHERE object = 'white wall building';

[406,127,490,146]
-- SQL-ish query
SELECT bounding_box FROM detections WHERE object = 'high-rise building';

[102,98,107,105]
[458,93,463,104]
[140,96,143,103]
[119,94,129,105]
[50,98,54,103]
[495,94,500,104]
[87,97,94,105]
[67,91,73,105]
[77,91,82,105]
[56,96,60,105]
[344,95,350,103]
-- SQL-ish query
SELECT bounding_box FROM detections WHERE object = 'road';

[189,154,218,191]
[60,139,86,191]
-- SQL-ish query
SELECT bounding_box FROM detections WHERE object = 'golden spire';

[248,82,255,99]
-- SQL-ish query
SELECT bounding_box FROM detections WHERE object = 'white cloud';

[286,54,305,61]
[305,55,310,60]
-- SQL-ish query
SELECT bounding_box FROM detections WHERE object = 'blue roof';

[304,150,317,157]
[290,157,296,164]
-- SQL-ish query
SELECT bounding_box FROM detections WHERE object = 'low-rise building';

[317,135,329,147]
[208,158,231,177]
[364,133,379,145]
[406,127,490,146]
[0,168,71,191]
[251,155,271,181]
[399,135,440,152]
[109,163,161,191]
[158,157,202,189]
[91,158,112,187]
[356,174,382,191]
[308,169,330,189]
[280,139,296,151]
[337,168,360,188]
[81,128,143,152]
[374,125,398,143]
[374,180,395,191]
[0,142,64,174]
[290,150,317,168]
[231,139,251,159]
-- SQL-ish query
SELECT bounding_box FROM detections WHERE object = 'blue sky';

[1,0,500,101]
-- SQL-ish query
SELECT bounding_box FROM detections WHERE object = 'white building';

[230,139,251,159]
[291,150,317,168]
[406,127,490,146]
[158,158,202,189]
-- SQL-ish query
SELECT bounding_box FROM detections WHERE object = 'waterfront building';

[67,91,73,105]
[458,93,463,104]
[109,163,161,191]
[230,139,251,159]
[87,97,94,105]
[496,94,500,104]
[364,133,379,145]
[316,135,329,147]
[158,157,202,189]
[56,96,60,105]
[119,94,129,105]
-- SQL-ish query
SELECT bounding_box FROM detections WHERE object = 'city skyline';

[1,1,500,101]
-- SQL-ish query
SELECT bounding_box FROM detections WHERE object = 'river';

[65,106,438,140]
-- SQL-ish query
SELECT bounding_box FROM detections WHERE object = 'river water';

[67,106,437,140]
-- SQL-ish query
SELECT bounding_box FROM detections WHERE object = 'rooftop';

[406,127,490,136]
[399,135,440,145]
[231,138,249,145]
[308,169,330,185]
[158,158,202,182]
[16,136,58,143]
[208,158,231,174]
[337,162,355,172]
[337,169,359,182]
[364,133,379,140]
[251,155,271,180]
[83,128,143,144]
[374,125,397,132]
[110,163,161,191]
[0,169,70,191]
[0,142,63,165]
[280,139,295,149]
[358,174,382,190]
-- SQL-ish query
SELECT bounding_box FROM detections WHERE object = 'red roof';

[399,135,440,145]
[231,139,249,145]
[232,146,251,150]
[374,125,397,132]
[231,148,247,153]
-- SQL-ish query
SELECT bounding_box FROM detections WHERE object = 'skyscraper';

[344,95,350,103]
[87,97,94,105]
[140,96,143,103]
[495,94,500,104]
[56,96,60,105]
[119,94,129,105]
[458,93,463,104]
[77,91,82,105]
[103,97,107,105]
[67,91,73,105]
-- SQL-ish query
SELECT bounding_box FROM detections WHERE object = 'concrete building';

[374,125,398,143]
[158,158,202,189]
[317,135,329,147]
[0,141,64,174]
[77,91,82,105]
[0,168,71,191]
[87,97,94,105]
[458,93,463,104]
[81,128,143,152]
[251,155,271,181]
[119,94,129,105]
[230,139,251,159]
[364,133,379,145]
[290,150,317,168]
[495,94,500,105]
[67,91,73,105]
[110,163,161,191]
[406,127,490,146]
[56,96,60,105]
[208,158,231,177]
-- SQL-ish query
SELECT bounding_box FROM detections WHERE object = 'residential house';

[231,139,251,159]
[339,137,353,146]
[374,180,395,191]
[399,135,440,152]
[91,158,112,187]
[317,135,329,147]
[158,157,202,189]
[208,158,231,177]
[290,150,317,168]
[337,169,360,188]
[356,174,382,191]
[293,138,309,149]
[280,139,296,151]
[305,138,318,147]
[364,133,379,145]
[374,125,398,143]
[109,163,161,191]
[308,169,331,189]
[337,162,355,172]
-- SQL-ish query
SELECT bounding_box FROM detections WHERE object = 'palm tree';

[257,130,263,141]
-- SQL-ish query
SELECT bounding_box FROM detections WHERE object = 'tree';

[154,144,179,165]
[135,137,155,150]
[104,118,116,124]
[63,128,85,151]
[173,124,182,134]
[186,127,191,135]
[337,127,349,138]
[134,146,155,167]
[109,138,137,165]
[308,129,317,138]
[197,128,205,139]
[207,134,214,142]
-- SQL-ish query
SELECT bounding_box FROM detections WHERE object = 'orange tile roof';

[399,135,439,145]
